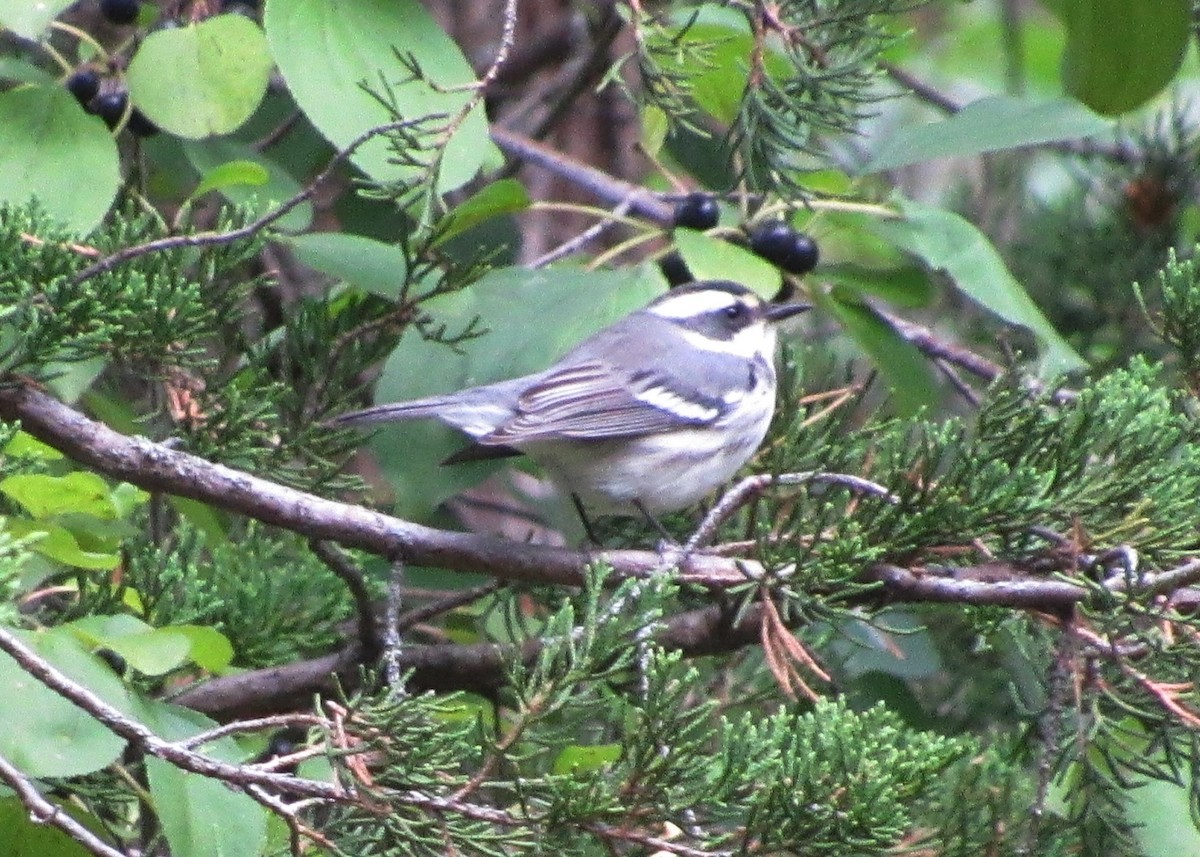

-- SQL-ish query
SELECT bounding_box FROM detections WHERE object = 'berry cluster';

[66,66,158,136]
[748,220,819,275]
[663,192,821,284]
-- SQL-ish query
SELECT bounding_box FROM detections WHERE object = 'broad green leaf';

[369,265,665,518]
[140,702,267,857]
[0,628,133,777]
[0,0,74,38]
[1129,776,1200,857]
[0,56,56,85]
[674,228,782,298]
[822,262,935,308]
[825,289,939,417]
[0,472,115,520]
[66,616,193,677]
[0,85,119,234]
[1043,0,1189,115]
[870,199,1086,377]
[4,431,63,461]
[44,355,107,404]
[285,232,411,299]
[108,482,149,519]
[436,179,531,244]
[835,610,942,681]
[127,15,273,138]
[0,797,95,857]
[172,625,235,672]
[190,159,269,200]
[182,138,312,232]
[865,95,1110,173]
[641,104,668,157]
[264,0,501,192]
[553,743,621,775]
[6,521,119,570]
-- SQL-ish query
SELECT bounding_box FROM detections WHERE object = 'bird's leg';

[632,499,688,563]
[571,493,603,545]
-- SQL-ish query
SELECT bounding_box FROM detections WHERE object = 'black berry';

[749,221,820,275]
[65,68,101,108]
[127,108,159,137]
[673,192,720,230]
[658,251,694,286]
[92,91,128,129]
[99,0,140,25]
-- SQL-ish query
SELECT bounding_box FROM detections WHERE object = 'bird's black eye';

[725,303,746,320]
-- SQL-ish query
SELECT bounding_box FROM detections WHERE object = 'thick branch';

[0,384,744,587]
[175,601,763,719]
[490,125,674,224]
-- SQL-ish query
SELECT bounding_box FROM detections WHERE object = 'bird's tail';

[328,397,451,427]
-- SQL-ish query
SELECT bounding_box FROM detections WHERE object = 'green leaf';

[369,265,665,518]
[436,179,531,244]
[0,797,96,857]
[674,228,781,298]
[141,702,267,857]
[1128,775,1200,857]
[825,289,939,417]
[6,521,119,571]
[264,0,501,192]
[190,159,270,200]
[553,743,621,774]
[66,616,193,677]
[0,0,75,39]
[63,615,233,675]
[0,628,132,777]
[0,85,120,234]
[133,701,266,857]
[822,262,935,308]
[127,15,273,138]
[172,625,235,672]
[1043,0,1190,115]
[870,199,1086,377]
[285,232,411,299]
[182,138,312,232]
[864,95,1111,172]
[4,431,63,461]
[0,472,115,520]
[641,104,668,157]
[0,57,57,86]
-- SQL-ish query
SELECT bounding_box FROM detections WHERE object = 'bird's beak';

[766,302,812,323]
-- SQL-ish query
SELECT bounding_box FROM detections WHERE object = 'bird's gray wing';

[479,360,724,445]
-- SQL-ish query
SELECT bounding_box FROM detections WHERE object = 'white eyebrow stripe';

[648,289,742,318]
[633,386,720,421]
[674,325,771,358]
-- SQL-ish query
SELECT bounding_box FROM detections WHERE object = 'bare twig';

[0,752,131,857]
[686,471,896,551]
[529,193,638,267]
[69,117,430,287]
[310,541,380,661]
[490,125,674,224]
[397,581,505,631]
[0,625,347,802]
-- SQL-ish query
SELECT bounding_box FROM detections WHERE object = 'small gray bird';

[334,280,809,535]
